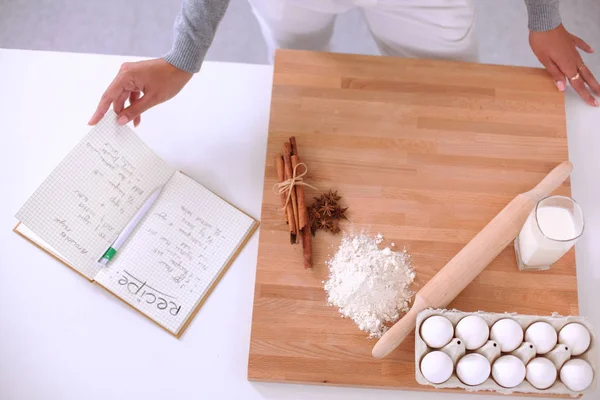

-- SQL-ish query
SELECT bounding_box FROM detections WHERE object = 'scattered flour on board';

[324,232,416,338]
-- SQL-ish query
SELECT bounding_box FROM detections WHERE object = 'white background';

[0,49,598,400]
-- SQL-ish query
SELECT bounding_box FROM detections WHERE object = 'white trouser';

[248,0,478,63]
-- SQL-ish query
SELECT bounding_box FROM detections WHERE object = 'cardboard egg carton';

[415,308,597,397]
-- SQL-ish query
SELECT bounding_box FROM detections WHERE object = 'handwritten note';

[16,112,175,279]
[94,172,256,334]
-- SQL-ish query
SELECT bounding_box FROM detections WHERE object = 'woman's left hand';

[530,24,599,107]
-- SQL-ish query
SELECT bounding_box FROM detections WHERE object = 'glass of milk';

[515,196,584,271]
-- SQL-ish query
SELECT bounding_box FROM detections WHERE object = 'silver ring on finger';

[577,62,586,73]
[570,72,581,81]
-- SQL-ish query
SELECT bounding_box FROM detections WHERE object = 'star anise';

[319,201,335,217]
[309,206,321,219]
[333,206,348,220]
[325,190,341,203]
[317,218,333,231]
[310,222,318,236]
[307,190,348,236]
[330,219,341,234]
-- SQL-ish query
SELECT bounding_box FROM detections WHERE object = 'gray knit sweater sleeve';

[524,0,562,31]
[163,0,230,73]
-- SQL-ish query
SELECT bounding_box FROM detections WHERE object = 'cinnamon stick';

[277,151,296,241]
[286,199,297,244]
[282,142,300,242]
[287,202,297,244]
[300,229,313,269]
[290,137,312,265]
[290,136,298,156]
[274,154,288,223]
[291,155,308,230]
[289,136,308,230]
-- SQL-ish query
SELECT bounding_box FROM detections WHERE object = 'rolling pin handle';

[525,161,573,202]
[372,307,419,359]
[372,295,427,359]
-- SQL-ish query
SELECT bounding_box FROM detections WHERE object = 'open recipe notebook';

[15,111,258,337]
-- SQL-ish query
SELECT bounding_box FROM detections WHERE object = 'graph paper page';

[16,111,175,279]
[94,171,256,334]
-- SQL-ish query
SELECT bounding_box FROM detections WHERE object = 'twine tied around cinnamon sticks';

[274,137,313,268]
[273,162,318,211]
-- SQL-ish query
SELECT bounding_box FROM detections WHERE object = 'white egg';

[456,353,491,386]
[526,357,557,389]
[492,355,526,388]
[420,351,454,384]
[490,319,524,352]
[559,323,591,356]
[525,322,558,354]
[455,315,490,350]
[420,315,454,349]
[560,359,594,392]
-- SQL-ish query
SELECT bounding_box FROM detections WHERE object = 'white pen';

[98,186,163,265]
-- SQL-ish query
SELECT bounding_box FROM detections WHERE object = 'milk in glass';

[515,196,583,271]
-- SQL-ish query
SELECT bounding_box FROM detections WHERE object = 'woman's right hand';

[89,58,193,127]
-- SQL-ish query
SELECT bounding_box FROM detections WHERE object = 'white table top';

[0,48,598,400]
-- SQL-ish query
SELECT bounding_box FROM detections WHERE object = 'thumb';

[571,34,595,53]
[542,59,567,91]
[117,94,155,125]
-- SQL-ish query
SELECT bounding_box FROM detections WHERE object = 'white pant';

[248,0,478,63]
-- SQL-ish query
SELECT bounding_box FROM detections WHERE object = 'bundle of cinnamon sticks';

[275,137,312,269]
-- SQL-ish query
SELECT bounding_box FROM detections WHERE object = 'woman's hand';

[530,24,599,107]
[89,58,193,127]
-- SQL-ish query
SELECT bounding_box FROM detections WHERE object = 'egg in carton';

[415,308,597,397]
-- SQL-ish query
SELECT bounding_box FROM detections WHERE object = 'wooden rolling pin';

[372,161,573,359]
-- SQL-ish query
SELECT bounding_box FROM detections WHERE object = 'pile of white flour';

[324,232,415,338]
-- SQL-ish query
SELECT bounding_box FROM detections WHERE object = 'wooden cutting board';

[248,49,577,392]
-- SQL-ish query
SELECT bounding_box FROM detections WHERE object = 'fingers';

[542,58,566,91]
[567,34,598,99]
[88,74,128,125]
[570,79,597,106]
[579,65,600,97]
[117,94,155,125]
[571,34,595,53]
[129,91,142,127]
[89,63,140,125]
[565,65,599,107]
[113,91,130,115]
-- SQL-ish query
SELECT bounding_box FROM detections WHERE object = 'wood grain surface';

[248,50,577,393]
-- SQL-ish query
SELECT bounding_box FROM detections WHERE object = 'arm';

[89,0,230,126]
[525,0,600,107]
[164,0,231,73]
[524,0,561,32]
